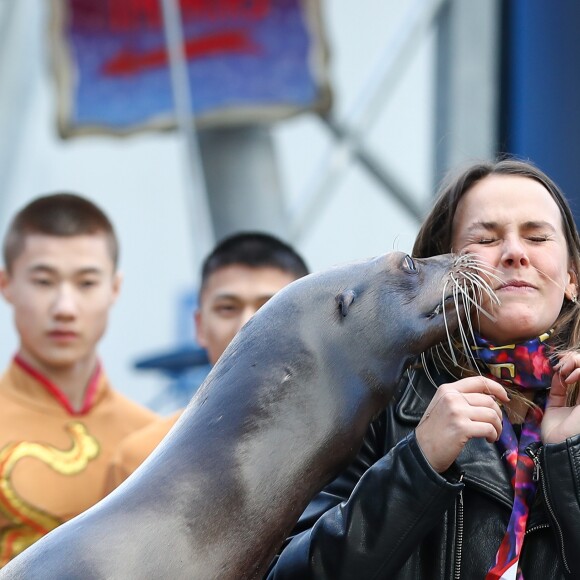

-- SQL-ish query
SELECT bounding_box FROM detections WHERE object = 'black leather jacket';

[268,369,580,579]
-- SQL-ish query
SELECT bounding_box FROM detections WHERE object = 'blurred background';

[0,0,578,412]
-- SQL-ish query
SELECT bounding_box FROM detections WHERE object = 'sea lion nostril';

[426,302,446,320]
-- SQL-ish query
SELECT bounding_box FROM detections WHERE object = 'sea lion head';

[220,250,493,406]
[282,250,492,398]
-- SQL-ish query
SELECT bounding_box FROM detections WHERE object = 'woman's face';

[451,174,577,344]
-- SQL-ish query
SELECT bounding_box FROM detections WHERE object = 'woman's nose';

[501,236,530,267]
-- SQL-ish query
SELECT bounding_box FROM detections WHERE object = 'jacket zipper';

[526,445,571,574]
[525,523,549,535]
[454,478,464,580]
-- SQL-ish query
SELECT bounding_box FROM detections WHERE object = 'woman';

[268,159,580,579]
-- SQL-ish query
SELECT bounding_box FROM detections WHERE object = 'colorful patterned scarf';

[471,332,553,580]
[471,331,554,391]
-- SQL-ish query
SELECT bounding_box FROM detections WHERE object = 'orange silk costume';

[105,410,181,492]
[0,357,158,566]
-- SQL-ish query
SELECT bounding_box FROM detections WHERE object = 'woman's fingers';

[416,376,507,473]
[554,352,580,383]
[437,376,509,402]
[464,406,504,442]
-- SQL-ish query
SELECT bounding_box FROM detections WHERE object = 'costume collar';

[13,355,102,416]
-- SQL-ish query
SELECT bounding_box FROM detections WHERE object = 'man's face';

[195,264,298,365]
[0,234,121,373]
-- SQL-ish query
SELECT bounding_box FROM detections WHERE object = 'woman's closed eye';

[527,234,552,243]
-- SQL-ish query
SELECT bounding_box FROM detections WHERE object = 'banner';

[50,0,332,137]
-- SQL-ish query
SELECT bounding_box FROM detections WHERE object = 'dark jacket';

[268,369,580,579]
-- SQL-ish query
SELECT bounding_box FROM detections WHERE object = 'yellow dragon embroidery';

[0,422,99,566]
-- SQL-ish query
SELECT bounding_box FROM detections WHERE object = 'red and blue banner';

[50,0,332,137]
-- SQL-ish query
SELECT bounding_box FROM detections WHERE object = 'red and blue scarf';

[471,331,554,580]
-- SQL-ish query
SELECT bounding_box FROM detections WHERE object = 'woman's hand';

[542,352,580,443]
[415,377,509,473]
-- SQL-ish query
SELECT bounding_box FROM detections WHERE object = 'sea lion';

[0,251,488,580]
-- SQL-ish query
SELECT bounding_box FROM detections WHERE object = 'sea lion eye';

[404,255,417,272]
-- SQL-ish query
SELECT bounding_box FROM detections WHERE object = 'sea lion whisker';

[458,286,485,374]
[452,282,465,363]
[433,344,459,378]
[468,276,488,331]
[461,292,480,371]
[450,273,483,314]
[451,272,498,321]
[434,343,459,377]
[456,280,480,372]
[455,288,473,367]
[457,265,499,296]
[441,341,473,376]
[459,291,497,321]
[431,343,442,367]
[464,296,477,348]
[432,346,446,374]
[456,256,505,289]
[453,253,481,271]
[461,276,484,329]
[422,270,482,384]
[460,255,494,270]
[455,253,496,271]
[465,280,484,370]
[452,278,484,310]
[419,353,437,390]
[428,272,485,379]
[470,259,503,276]
[437,271,489,376]
[454,252,476,268]
[452,277,474,342]
[424,344,460,385]
[459,271,500,306]
[441,279,458,365]
[532,264,570,292]
[430,346,442,374]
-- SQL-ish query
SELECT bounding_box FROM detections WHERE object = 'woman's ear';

[565,269,578,303]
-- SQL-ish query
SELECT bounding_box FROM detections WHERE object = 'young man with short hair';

[0,193,158,566]
[105,232,309,489]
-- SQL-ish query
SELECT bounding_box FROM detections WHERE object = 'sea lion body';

[1,252,473,579]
